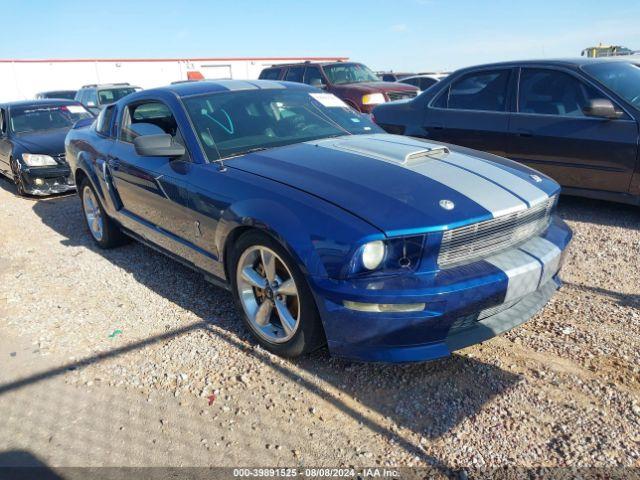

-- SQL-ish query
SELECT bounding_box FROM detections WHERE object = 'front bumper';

[17,164,75,195]
[311,217,572,363]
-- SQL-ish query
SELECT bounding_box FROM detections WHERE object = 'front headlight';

[22,154,57,167]
[348,236,425,276]
[362,93,386,105]
[362,240,386,270]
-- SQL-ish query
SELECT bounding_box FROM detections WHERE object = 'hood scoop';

[315,134,449,166]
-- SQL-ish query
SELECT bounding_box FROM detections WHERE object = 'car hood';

[333,81,418,94]
[12,128,68,156]
[229,134,557,236]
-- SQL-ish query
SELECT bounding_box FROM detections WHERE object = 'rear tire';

[79,177,128,248]
[229,230,326,357]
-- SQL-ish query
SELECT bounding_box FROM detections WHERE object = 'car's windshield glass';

[323,63,380,85]
[182,88,382,160]
[98,88,137,105]
[43,91,77,100]
[582,62,640,109]
[10,104,92,133]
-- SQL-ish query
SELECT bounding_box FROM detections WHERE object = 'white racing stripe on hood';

[439,153,548,208]
[313,134,536,217]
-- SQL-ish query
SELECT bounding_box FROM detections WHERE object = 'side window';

[95,105,116,137]
[260,68,281,80]
[447,70,511,112]
[420,78,437,90]
[120,101,188,159]
[303,67,325,86]
[401,78,420,87]
[284,66,305,83]
[0,109,6,134]
[86,90,98,106]
[518,68,601,117]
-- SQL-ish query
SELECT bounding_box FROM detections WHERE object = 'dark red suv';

[259,61,419,113]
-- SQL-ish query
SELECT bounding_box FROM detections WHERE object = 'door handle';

[429,124,444,130]
[516,129,533,137]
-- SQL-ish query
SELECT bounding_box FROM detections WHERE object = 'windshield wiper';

[223,147,270,160]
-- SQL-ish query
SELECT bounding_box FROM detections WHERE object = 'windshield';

[182,88,382,160]
[10,104,92,134]
[582,62,640,109]
[98,88,137,105]
[323,63,380,85]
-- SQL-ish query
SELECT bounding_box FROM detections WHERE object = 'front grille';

[387,91,417,101]
[438,196,556,268]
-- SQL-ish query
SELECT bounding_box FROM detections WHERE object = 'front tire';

[229,231,325,357]
[10,158,26,196]
[79,177,127,248]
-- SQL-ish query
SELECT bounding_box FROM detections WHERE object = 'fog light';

[34,178,44,186]
[343,301,425,313]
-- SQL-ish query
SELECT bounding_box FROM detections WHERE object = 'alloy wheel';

[236,245,300,344]
[82,186,104,241]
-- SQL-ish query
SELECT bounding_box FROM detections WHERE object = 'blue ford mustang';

[65,80,572,362]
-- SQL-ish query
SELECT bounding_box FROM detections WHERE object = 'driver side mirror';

[582,98,623,119]
[133,134,186,158]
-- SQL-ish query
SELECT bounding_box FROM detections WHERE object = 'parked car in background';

[35,90,77,100]
[377,72,415,82]
[75,83,140,114]
[373,59,640,206]
[397,73,448,91]
[259,62,418,113]
[66,80,571,362]
[0,100,93,195]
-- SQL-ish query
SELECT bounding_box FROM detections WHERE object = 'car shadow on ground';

[556,194,640,230]
[0,450,64,479]
[3,181,523,471]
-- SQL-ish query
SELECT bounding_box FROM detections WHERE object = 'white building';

[0,56,347,102]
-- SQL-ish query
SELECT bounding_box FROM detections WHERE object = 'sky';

[1,0,640,72]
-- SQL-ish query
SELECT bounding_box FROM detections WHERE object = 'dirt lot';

[0,175,639,472]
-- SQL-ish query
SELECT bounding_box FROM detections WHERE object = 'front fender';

[216,198,331,278]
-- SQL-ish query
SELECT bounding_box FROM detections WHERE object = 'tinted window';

[582,62,640,110]
[303,67,324,86]
[519,68,600,116]
[419,78,438,90]
[9,104,92,133]
[86,89,98,106]
[0,109,6,134]
[447,70,511,111]
[42,91,77,100]
[382,74,397,82]
[284,66,305,83]
[183,89,382,160]
[259,68,281,80]
[98,88,136,105]
[96,105,115,136]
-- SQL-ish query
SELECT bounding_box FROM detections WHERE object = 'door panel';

[507,115,638,192]
[109,141,194,242]
[507,68,639,193]
[421,69,513,156]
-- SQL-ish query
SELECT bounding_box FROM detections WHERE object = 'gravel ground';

[0,176,639,471]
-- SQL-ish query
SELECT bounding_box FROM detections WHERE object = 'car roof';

[0,99,80,109]
[135,79,316,99]
[79,83,140,89]
[454,57,640,72]
[266,61,358,69]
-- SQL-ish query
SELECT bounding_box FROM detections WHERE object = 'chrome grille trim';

[438,195,556,268]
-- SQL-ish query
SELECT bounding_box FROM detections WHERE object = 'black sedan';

[373,59,640,206]
[0,100,93,195]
